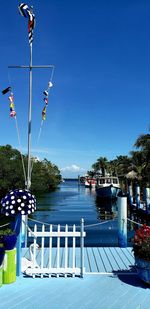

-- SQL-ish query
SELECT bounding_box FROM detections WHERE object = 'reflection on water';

[95,197,118,221]
[29,180,119,247]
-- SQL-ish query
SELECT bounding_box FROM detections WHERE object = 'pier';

[0,247,150,309]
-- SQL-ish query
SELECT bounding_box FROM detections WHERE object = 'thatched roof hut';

[126,170,138,180]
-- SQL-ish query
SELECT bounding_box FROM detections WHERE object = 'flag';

[28,13,35,45]
[2,87,11,95]
[43,90,48,97]
[42,107,46,120]
[48,81,53,88]
[8,94,14,103]
[18,3,35,45]
[18,3,30,18]
[10,110,16,117]
[44,98,48,105]
[10,103,14,109]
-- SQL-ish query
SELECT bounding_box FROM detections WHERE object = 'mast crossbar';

[8,65,54,69]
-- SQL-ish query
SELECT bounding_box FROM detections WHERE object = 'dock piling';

[118,197,127,248]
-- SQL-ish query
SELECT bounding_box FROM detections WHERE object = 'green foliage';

[0,228,15,236]
[91,129,150,187]
[0,145,25,197]
[31,158,61,193]
[0,144,61,198]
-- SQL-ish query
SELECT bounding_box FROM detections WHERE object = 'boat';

[85,177,97,188]
[96,176,122,199]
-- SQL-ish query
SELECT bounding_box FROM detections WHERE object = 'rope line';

[22,220,37,237]
[127,218,143,227]
[30,66,55,175]
[7,68,27,185]
[27,217,116,229]
[15,117,27,184]
[0,223,10,228]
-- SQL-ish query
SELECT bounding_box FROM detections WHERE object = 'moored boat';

[96,176,122,199]
[85,177,97,188]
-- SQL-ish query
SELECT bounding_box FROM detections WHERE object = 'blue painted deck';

[22,246,136,274]
[0,247,150,308]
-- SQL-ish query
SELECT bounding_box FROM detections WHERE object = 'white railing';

[25,218,86,278]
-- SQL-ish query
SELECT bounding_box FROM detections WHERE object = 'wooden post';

[118,197,127,248]
[135,185,140,209]
[80,218,84,278]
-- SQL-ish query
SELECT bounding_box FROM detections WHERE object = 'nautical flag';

[18,3,30,18]
[42,107,46,120]
[43,90,48,97]
[10,103,14,109]
[28,13,35,45]
[44,98,48,105]
[8,94,14,103]
[2,87,12,95]
[10,110,16,117]
[48,81,53,88]
[18,3,35,45]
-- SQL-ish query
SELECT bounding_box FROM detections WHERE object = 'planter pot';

[135,257,150,284]
[0,247,5,266]
[3,234,17,250]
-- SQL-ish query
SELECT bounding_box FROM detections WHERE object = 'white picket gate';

[25,219,86,278]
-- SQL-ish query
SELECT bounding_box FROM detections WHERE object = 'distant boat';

[85,177,97,188]
[96,176,122,199]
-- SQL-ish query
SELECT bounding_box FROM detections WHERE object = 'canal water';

[29,179,120,247]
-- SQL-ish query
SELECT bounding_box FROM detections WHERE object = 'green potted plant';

[0,242,4,266]
[0,229,17,251]
[133,224,150,284]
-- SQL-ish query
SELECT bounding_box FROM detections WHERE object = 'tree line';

[88,130,150,189]
[0,144,61,199]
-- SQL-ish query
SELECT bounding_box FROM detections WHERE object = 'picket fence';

[25,218,86,278]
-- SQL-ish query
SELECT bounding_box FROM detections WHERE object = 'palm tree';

[133,132,150,186]
[92,157,109,176]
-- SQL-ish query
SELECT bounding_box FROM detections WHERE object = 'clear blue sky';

[0,0,150,178]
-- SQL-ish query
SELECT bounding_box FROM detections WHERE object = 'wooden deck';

[22,247,136,275]
[1,247,150,309]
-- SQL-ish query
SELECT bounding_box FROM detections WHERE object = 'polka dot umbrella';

[1,189,36,216]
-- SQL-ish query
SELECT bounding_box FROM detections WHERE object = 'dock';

[22,246,136,275]
[1,247,150,309]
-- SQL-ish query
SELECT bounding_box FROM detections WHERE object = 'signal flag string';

[30,67,55,177]
[1,85,27,185]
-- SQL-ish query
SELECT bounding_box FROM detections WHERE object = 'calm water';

[29,179,119,247]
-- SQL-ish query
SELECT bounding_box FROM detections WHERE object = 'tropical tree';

[133,133,150,186]
[92,157,109,176]
[0,145,61,198]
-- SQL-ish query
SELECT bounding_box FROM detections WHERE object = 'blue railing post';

[16,230,22,276]
[14,214,22,276]
[80,218,84,278]
[118,197,127,248]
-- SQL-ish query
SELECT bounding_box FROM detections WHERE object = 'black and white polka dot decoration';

[1,189,36,216]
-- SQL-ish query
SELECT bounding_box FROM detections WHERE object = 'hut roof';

[126,170,138,179]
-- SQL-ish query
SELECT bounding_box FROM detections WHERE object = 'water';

[29,179,119,247]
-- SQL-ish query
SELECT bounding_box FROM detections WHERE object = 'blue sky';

[0,0,150,178]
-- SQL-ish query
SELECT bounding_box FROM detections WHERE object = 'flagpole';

[27,42,32,190]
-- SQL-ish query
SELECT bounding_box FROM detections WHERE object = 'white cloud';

[61,164,85,173]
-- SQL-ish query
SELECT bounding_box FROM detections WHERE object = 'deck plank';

[1,247,150,309]
[22,247,136,274]
[91,247,106,272]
